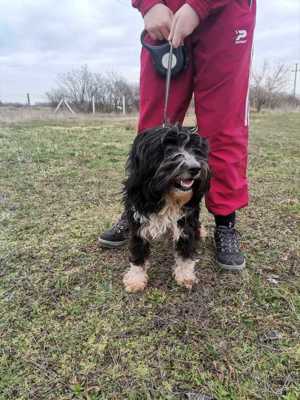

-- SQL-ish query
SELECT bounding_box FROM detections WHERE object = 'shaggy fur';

[123,126,210,292]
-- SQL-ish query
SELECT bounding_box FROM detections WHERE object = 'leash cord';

[163,43,173,127]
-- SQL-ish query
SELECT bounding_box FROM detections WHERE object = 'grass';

[0,111,299,400]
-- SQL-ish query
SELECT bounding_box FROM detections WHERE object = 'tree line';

[250,61,299,112]
[46,65,139,113]
[0,62,282,113]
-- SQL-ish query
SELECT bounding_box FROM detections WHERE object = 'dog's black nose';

[189,167,201,177]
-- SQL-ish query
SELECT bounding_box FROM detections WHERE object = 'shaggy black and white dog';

[123,125,210,292]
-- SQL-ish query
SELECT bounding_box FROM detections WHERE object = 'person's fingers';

[160,25,170,40]
[168,16,177,43]
[156,30,164,41]
[172,26,183,48]
[147,30,157,40]
[148,28,163,41]
[167,11,174,29]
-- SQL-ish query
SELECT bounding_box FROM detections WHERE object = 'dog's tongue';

[180,179,194,189]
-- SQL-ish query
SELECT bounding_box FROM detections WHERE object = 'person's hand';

[168,4,200,48]
[144,4,173,41]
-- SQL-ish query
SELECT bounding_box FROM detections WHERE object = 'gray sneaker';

[214,225,245,271]
[98,212,129,248]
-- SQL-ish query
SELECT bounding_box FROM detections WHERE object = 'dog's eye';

[165,149,181,161]
[170,154,181,162]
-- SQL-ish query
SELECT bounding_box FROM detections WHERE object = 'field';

[0,111,299,399]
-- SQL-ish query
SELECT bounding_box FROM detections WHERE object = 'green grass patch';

[0,112,299,399]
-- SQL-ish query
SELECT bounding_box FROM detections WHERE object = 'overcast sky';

[1,0,300,103]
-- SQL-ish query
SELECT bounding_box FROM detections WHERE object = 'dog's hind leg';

[123,232,150,293]
[173,216,198,289]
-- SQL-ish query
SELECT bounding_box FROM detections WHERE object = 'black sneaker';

[98,212,129,248]
[214,225,245,271]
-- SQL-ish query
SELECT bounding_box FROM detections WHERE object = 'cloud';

[255,0,300,59]
[0,0,143,101]
[0,0,299,102]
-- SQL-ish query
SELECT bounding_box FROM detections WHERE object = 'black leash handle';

[140,30,188,78]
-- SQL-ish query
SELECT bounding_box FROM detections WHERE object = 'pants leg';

[193,0,256,215]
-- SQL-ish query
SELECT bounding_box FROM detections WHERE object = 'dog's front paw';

[123,265,148,293]
[174,259,198,289]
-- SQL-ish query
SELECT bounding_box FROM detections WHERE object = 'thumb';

[171,26,182,48]
[168,15,177,44]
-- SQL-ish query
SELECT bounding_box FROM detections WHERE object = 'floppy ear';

[201,136,210,159]
[190,168,210,206]
[199,166,211,194]
[126,151,139,174]
[124,129,167,214]
[198,136,210,194]
[194,135,209,158]
[126,136,142,176]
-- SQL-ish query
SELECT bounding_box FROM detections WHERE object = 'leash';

[140,31,189,127]
[163,43,173,127]
[162,43,199,134]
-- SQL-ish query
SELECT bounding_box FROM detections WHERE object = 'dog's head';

[124,126,210,213]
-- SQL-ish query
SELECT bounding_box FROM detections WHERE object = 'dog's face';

[155,127,210,194]
[125,126,210,213]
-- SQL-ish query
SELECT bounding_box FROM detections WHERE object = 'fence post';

[92,95,95,114]
[64,99,75,114]
[54,98,64,113]
[122,95,126,115]
[292,63,299,97]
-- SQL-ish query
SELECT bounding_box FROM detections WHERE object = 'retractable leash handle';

[140,30,188,78]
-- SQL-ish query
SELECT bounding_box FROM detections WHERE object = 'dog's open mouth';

[174,178,194,191]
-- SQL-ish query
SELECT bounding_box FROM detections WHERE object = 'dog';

[122,125,210,292]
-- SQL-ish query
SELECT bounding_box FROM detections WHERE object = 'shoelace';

[215,227,240,254]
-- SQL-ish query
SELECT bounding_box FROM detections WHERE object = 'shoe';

[98,212,129,248]
[214,225,246,271]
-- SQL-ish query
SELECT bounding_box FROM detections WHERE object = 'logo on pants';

[235,30,247,44]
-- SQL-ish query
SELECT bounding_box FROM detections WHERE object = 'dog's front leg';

[173,222,198,289]
[123,228,150,293]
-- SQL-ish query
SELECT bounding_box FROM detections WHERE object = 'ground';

[0,111,299,400]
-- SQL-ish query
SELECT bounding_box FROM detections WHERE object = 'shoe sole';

[97,238,128,248]
[216,259,246,272]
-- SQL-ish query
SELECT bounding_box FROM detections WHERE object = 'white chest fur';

[136,191,192,241]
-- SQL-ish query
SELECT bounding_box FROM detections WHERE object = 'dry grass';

[0,111,299,399]
[0,106,138,126]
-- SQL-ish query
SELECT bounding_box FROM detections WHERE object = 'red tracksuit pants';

[138,0,256,216]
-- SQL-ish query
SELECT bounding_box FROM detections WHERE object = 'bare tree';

[251,61,289,112]
[46,87,67,107]
[93,73,108,112]
[105,72,136,112]
[46,66,139,113]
